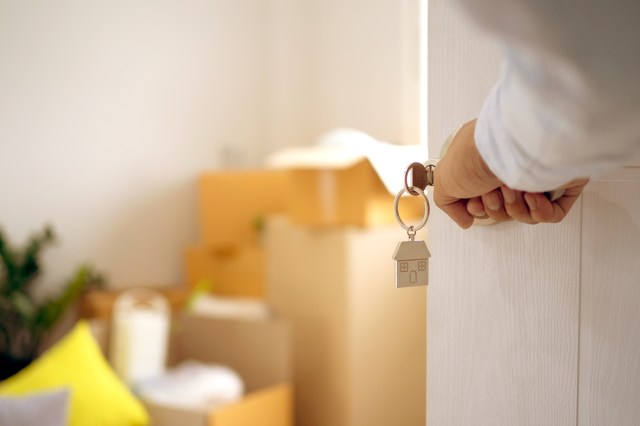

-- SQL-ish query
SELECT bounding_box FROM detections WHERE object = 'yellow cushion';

[0,321,149,426]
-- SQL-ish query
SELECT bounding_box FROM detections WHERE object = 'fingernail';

[485,194,501,211]
[468,204,488,218]
[502,187,516,203]
[524,193,537,211]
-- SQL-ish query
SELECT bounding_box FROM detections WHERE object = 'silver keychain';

[392,180,431,288]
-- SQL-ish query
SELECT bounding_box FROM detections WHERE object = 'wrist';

[439,120,501,198]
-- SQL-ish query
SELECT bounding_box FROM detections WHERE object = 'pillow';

[0,388,69,426]
[0,321,149,426]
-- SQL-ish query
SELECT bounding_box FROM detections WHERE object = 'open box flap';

[266,128,426,196]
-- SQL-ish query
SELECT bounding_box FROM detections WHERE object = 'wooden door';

[426,1,640,425]
[578,169,640,426]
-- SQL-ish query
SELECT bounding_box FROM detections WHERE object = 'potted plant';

[0,225,102,380]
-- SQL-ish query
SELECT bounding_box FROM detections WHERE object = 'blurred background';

[0,1,429,425]
[0,0,424,286]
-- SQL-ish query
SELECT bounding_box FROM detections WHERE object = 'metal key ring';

[393,187,430,232]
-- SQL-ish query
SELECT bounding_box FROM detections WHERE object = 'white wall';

[0,0,271,289]
[268,0,418,147]
[0,0,415,290]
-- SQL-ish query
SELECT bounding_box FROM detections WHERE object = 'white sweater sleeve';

[457,0,640,192]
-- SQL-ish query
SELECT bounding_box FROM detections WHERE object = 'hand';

[465,181,588,225]
[433,119,588,228]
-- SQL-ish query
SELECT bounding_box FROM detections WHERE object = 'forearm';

[476,65,639,192]
[456,0,640,191]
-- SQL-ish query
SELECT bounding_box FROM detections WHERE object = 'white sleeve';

[457,0,640,192]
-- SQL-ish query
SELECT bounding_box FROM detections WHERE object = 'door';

[426,1,640,425]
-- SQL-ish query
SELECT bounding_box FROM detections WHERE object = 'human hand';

[465,180,588,225]
[433,119,588,228]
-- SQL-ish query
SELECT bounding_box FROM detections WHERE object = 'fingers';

[436,179,588,228]
[466,191,512,222]
[524,193,560,223]
[501,186,538,224]
[466,197,488,219]
[465,187,570,225]
[524,179,588,223]
[439,187,530,228]
[555,179,589,215]
[481,190,511,222]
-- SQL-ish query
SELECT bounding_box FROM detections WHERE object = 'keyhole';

[410,270,417,283]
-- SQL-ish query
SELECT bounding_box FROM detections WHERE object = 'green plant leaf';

[8,292,35,323]
[0,225,104,360]
[36,265,102,330]
[19,225,56,291]
[0,225,56,293]
[0,229,20,293]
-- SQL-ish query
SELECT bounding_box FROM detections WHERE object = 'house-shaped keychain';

[392,240,430,288]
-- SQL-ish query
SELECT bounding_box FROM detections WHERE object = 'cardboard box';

[199,170,287,249]
[145,384,292,426]
[146,314,292,426]
[286,159,425,228]
[185,244,265,298]
[91,313,293,426]
[265,218,426,426]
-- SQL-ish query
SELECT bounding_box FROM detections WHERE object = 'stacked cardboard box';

[185,245,266,298]
[191,165,426,426]
[198,170,287,249]
[186,170,287,297]
[285,158,425,228]
[265,218,426,426]
[175,169,294,424]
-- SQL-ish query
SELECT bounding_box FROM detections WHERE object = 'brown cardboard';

[199,170,287,249]
[184,245,265,298]
[265,218,426,426]
[208,384,292,426]
[175,314,291,392]
[144,402,207,426]
[144,384,292,426]
[286,159,424,227]
[90,313,292,426]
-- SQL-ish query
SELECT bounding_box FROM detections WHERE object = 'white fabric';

[458,0,640,191]
[135,361,244,411]
[189,294,271,321]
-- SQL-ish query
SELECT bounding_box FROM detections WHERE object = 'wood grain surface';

[427,1,581,424]
[579,169,640,426]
